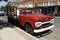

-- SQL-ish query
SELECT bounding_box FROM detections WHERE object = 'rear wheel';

[25,23,34,35]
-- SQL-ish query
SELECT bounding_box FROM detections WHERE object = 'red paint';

[18,8,53,30]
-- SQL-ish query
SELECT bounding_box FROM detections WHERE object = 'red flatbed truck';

[7,6,54,35]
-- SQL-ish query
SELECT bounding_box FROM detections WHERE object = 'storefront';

[57,6,60,16]
[39,6,55,16]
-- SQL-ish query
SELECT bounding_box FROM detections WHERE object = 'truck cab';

[7,6,54,35]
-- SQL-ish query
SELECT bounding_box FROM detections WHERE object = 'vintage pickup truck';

[7,6,54,35]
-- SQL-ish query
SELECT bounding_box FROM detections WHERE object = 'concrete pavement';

[0,28,26,40]
[13,27,48,40]
[0,27,48,40]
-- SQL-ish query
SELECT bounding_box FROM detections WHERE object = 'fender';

[24,20,36,30]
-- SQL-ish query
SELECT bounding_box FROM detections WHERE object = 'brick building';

[8,0,60,16]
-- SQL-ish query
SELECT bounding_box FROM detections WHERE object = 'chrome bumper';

[34,25,54,33]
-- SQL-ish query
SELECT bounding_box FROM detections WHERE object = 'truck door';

[18,10,26,26]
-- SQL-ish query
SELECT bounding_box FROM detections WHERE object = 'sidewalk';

[13,27,48,40]
[0,27,48,40]
[0,28,26,40]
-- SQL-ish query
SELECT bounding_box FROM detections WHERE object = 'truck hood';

[27,14,53,22]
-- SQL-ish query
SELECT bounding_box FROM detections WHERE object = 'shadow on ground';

[0,19,53,38]
[0,20,14,29]
[34,30,53,38]
[8,20,53,38]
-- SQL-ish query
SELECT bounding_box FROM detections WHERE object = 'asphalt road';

[0,16,60,40]
[43,17,60,40]
[37,17,60,40]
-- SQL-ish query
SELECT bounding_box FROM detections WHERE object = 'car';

[18,8,54,35]
[0,9,5,16]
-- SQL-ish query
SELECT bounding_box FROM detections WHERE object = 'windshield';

[25,9,40,14]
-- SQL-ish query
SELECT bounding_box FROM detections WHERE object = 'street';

[0,0,60,40]
[43,17,60,40]
[0,16,60,40]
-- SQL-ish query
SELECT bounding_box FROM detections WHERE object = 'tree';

[1,4,11,13]
[4,0,8,2]
[0,0,2,1]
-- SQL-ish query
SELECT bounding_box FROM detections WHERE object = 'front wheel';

[25,24,34,35]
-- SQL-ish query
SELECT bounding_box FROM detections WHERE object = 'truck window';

[25,9,40,14]
[26,10,32,14]
[19,10,26,14]
[19,10,22,14]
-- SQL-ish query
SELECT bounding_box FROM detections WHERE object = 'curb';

[13,26,48,40]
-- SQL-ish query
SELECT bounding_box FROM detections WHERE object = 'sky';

[0,0,16,6]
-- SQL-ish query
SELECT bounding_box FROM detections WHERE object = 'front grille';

[36,23,52,29]
[41,20,50,22]
[40,23,52,28]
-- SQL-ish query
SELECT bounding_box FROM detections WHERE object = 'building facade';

[8,0,60,16]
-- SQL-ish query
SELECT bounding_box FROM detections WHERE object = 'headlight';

[35,22,42,27]
[50,19,54,23]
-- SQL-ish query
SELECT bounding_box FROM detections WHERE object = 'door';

[44,7,48,15]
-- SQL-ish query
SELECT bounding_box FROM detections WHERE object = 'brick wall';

[9,0,59,6]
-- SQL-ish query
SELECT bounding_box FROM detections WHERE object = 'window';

[18,0,23,2]
[59,0,60,5]
[24,0,30,2]
[58,6,60,11]
[27,4,33,7]
[24,0,27,2]
[44,2,48,6]
[21,9,41,14]
[17,0,30,2]
[48,2,50,6]
[50,1,55,6]
[37,2,43,6]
